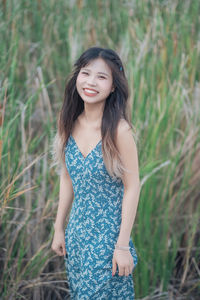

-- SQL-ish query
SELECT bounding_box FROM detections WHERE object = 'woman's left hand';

[112,249,134,276]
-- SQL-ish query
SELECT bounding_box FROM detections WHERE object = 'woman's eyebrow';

[82,68,109,77]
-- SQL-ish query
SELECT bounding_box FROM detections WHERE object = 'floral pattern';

[64,134,138,299]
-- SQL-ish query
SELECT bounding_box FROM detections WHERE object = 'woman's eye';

[81,72,106,79]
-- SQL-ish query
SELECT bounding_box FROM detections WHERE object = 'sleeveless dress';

[64,134,138,299]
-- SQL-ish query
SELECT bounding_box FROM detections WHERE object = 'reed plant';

[0,0,199,299]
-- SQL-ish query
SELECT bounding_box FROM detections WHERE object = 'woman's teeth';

[84,89,98,94]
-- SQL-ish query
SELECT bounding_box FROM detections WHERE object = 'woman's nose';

[87,76,97,86]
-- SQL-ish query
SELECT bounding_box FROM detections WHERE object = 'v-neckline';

[70,134,102,161]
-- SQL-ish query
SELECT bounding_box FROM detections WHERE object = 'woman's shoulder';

[116,118,136,148]
[117,118,132,135]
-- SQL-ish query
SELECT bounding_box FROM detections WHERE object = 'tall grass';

[0,0,200,299]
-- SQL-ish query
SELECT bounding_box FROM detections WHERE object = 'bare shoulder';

[117,118,132,135]
[115,118,139,165]
[115,119,140,188]
[116,119,136,147]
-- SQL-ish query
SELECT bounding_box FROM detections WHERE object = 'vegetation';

[0,0,199,299]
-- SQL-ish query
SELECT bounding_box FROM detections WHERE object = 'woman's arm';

[54,165,74,231]
[51,165,74,256]
[112,119,141,276]
[116,119,141,246]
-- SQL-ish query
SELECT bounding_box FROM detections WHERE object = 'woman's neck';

[81,105,104,128]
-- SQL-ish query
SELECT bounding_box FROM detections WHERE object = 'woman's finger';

[129,266,133,274]
[58,246,64,256]
[54,244,63,256]
[112,258,117,276]
[118,265,125,276]
[62,243,66,256]
[132,262,135,272]
[124,266,130,276]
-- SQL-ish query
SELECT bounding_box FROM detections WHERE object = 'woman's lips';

[83,88,99,97]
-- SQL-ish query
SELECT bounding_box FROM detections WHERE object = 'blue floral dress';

[64,134,138,299]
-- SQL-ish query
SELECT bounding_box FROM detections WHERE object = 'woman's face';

[76,58,114,105]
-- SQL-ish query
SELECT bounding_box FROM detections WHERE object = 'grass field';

[0,0,200,299]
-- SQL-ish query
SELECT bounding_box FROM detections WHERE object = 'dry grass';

[0,0,199,299]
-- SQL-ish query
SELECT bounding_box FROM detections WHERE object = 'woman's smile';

[83,88,99,97]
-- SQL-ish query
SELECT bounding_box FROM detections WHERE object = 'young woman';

[51,46,141,299]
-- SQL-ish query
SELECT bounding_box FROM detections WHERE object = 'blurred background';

[0,0,200,299]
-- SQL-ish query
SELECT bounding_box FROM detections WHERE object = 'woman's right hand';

[51,228,66,257]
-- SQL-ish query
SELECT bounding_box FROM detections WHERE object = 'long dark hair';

[51,46,135,178]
